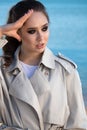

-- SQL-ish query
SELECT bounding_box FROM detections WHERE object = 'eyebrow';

[27,23,49,30]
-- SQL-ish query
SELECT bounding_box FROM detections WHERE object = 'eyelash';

[27,26,48,34]
[42,26,48,32]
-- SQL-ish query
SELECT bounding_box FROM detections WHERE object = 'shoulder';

[57,53,77,68]
[54,53,77,73]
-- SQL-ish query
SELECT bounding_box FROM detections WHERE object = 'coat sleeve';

[0,38,8,48]
[64,68,87,129]
[0,125,31,130]
[0,125,24,130]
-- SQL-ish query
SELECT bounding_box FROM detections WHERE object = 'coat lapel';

[9,70,44,130]
[30,68,51,97]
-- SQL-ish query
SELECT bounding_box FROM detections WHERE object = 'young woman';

[0,0,87,130]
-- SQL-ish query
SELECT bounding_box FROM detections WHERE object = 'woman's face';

[19,11,49,54]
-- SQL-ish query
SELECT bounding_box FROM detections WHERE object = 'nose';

[37,31,43,41]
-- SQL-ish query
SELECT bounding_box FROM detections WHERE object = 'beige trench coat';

[0,47,87,130]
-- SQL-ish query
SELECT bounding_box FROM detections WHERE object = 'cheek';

[21,33,33,42]
[45,31,49,41]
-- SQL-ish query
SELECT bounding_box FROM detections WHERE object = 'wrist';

[0,25,7,38]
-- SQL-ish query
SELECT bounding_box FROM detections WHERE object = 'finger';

[25,9,33,19]
[14,34,21,41]
[23,9,33,20]
[0,9,33,35]
[16,35,21,41]
[16,9,33,25]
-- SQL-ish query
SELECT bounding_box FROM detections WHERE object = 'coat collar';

[6,46,55,74]
[40,47,55,69]
[6,46,22,73]
[6,46,74,75]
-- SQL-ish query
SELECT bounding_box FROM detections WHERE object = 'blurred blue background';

[0,0,87,106]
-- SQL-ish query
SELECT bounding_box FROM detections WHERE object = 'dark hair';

[3,0,49,66]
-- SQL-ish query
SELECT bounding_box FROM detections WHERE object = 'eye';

[27,30,36,34]
[42,26,48,32]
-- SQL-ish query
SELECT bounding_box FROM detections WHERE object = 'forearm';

[0,24,12,38]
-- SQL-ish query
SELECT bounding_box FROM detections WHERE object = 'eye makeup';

[27,23,49,35]
[42,25,48,32]
[27,29,36,34]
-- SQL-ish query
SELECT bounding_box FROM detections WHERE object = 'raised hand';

[0,9,33,41]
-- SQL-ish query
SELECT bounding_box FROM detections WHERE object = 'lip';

[36,43,45,49]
